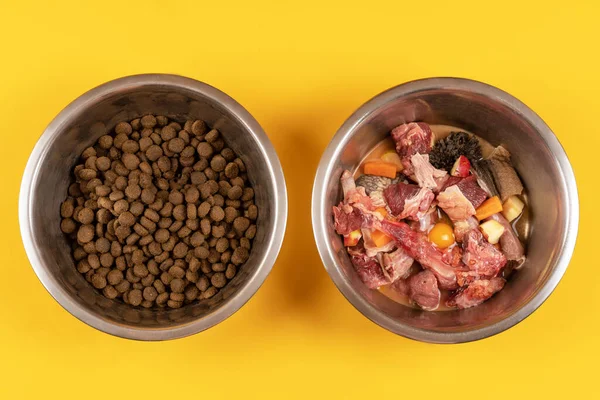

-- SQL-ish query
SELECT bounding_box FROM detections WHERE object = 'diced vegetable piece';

[475,196,503,221]
[450,155,471,177]
[363,161,397,179]
[502,195,525,222]
[375,207,389,218]
[381,151,404,172]
[371,230,393,247]
[428,222,455,249]
[479,220,505,245]
[344,230,362,247]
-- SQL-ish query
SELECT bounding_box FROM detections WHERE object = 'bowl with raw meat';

[312,78,578,343]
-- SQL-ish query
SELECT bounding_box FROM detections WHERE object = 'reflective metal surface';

[20,74,288,340]
[312,78,579,343]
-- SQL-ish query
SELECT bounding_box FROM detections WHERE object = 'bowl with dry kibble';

[19,74,287,340]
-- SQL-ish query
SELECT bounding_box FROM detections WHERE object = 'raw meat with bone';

[410,153,449,191]
[383,182,434,221]
[381,247,414,282]
[461,229,507,278]
[347,243,389,289]
[453,217,479,242]
[379,219,458,290]
[447,277,506,309]
[408,269,441,311]
[333,170,381,237]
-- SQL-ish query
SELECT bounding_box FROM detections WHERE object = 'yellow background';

[0,1,598,398]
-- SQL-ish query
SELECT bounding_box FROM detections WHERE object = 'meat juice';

[354,125,529,310]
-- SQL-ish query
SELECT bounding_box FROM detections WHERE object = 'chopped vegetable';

[381,151,404,172]
[371,230,393,247]
[475,196,503,221]
[450,155,471,177]
[428,222,455,249]
[344,230,362,246]
[502,195,525,222]
[363,161,397,179]
[479,220,505,245]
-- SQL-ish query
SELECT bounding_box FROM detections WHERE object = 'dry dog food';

[60,115,258,309]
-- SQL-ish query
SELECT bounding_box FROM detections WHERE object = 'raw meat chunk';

[379,219,458,290]
[488,213,526,265]
[383,182,434,221]
[348,243,389,289]
[437,185,476,221]
[333,204,363,235]
[440,175,488,208]
[447,277,506,309]
[381,248,414,282]
[408,270,441,311]
[391,122,433,158]
[462,229,507,277]
[453,217,479,242]
[410,153,449,191]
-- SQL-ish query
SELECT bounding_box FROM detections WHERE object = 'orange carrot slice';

[363,161,397,179]
[475,196,503,221]
[371,230,393,247]
[375,207,389,218]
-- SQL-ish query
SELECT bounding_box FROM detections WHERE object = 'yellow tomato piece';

[428,223,455,249]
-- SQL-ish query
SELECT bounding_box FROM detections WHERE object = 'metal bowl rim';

[311,77,579,343]
[19,73,288,340]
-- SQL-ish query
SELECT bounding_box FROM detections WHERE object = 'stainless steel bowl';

[19,74,287,340]
[312,78,579,343]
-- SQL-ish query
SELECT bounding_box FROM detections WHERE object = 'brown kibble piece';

[128,289,143,306]
[122,153,140,170]
[224,162,239,179]
[173,242,188,259]
[225,264,237,279]
[228,185,243,200]
[77,225,95,243]
[98,135,113,149]
[191,120,207,136]
[91,274,107,289]
[210,206,225,222]
[170,278,185,293]
[141,115,157,128]
[115,121,133,135]
[205,129,219,143]
[143,286,158,301]
[122,139,139,154]
[211,272,227,288]
[75,207,94,225]
[197,142,213,158]
[210,155,226,172]
[233,217,250,233]
[232,247,249,265]
[107,269,123,285]
[167,137,185,153]
[146,145,163,161]
[202,286,218,299]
